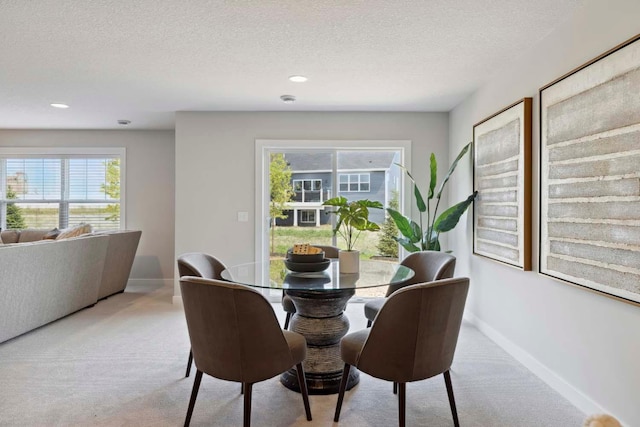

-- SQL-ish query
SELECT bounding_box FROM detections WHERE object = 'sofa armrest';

[97,230,142,299]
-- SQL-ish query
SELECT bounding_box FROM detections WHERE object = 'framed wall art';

[539,34,640,304]
[473,98,532,270]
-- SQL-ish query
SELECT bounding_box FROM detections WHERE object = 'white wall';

[175,111,449,294]
[0,130,176,284]
[449,1,640,424]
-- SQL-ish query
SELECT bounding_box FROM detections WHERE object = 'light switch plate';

[237,211,249,222]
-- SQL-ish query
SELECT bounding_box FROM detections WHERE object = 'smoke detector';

[280,95,296,104]
[117,119,131,125]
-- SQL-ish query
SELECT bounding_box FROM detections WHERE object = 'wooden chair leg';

[398,382,406,427]
[444,370,460,427]
[334,364,351,422]
[295,363,312,421]
[185,349,193,378]
[284,312,292,330]
[393,381,398,394]
[184,370,203,427]
[366,319,372,328]
[243,382,253,427]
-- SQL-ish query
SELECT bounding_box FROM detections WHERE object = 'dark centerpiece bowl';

[286,249,325,263]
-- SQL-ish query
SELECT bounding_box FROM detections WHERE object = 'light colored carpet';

[0,282,585,426]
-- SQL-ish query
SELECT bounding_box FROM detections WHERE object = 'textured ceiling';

[0,0,582,130]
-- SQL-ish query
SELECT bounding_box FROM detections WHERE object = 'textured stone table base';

[280,288,358,394]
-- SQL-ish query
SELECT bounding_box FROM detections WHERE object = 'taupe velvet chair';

[282,244,340,330]
[364,251,456,327]
[180,277,312,427]
[177,253,228,377]
[334,277,470,427]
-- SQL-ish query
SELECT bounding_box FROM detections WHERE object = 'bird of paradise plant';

[387,142,478,252]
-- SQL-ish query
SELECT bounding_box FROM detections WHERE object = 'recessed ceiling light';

[50,103,69,109]
[288,75,308,83]
[280,94,296,103]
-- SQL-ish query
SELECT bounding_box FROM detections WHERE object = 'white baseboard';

[463,311,618,421]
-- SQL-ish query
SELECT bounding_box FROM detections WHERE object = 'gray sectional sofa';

[0,229,141,343]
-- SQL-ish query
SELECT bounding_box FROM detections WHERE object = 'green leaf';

[409,221,422,243]
[428,153,437,200]
[395,237,421,252]
[387,208,417,240]
[436,142,471,199]
[396,163,426,213]
[433,191,478,233]
[414,182,426,213]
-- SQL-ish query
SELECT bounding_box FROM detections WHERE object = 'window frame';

[0,147,126,230]
[339,173,371,192]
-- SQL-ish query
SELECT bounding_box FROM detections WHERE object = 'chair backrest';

[177,252,227,279]
[386,251,456,296]
[180,277,295,383]
[313,245,340,259]
[357,277,469,383]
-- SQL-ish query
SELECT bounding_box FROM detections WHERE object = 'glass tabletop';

[221,259,414,291]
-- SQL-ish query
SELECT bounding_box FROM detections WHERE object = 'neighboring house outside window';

[0,148,125,231]
[339,173,370,192]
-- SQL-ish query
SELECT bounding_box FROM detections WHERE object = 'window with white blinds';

[0,148,125,231]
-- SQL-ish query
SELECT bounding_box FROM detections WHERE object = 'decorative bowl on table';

[285,246,331,273]
[286,249,325,263]
[284,258,331,273]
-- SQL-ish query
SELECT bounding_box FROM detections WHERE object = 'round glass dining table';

[221,258,414,395]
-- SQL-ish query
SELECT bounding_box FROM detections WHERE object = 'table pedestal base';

[281,365,359,395]
[280,288,357,394]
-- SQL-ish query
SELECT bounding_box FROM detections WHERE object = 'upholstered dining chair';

[180,277,312,427]
[364,251,456,327]
[282,244,340,330]
[177,253,228,377]
[334,277,470,427]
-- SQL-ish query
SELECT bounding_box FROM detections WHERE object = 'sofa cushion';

[56,223,93,240]
[43,228,61,240]
[18,229,51,243]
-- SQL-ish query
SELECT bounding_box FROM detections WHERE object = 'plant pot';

[339,250,360,274]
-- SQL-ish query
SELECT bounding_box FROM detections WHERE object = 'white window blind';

[0,148,124,231]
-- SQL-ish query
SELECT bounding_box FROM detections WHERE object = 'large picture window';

[0,148,125,231]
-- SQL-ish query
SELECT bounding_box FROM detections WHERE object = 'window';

[339,173,370,192]
[300,210,316,224]
[0,148,125,231]
[292,179,323,202]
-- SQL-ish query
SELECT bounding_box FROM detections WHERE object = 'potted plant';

[322,196,383,273]
[387,142,478,252]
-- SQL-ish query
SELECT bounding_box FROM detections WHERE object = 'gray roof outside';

[284,151,397,172]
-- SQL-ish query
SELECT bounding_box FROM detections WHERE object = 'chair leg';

[393,381,398,394]
[443,370,460,427]
[185,349,193,378]
[284,312,292,330]
[334,363,351,422]
[184,370,203,427]
[241,383,244,394]
[398,382,406,427]
[243,382,253,427]
[295,363,312,421]
[366,319,372,328]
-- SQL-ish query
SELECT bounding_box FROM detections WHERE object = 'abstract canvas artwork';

[540,34,640,304]
[473,98,532,270]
